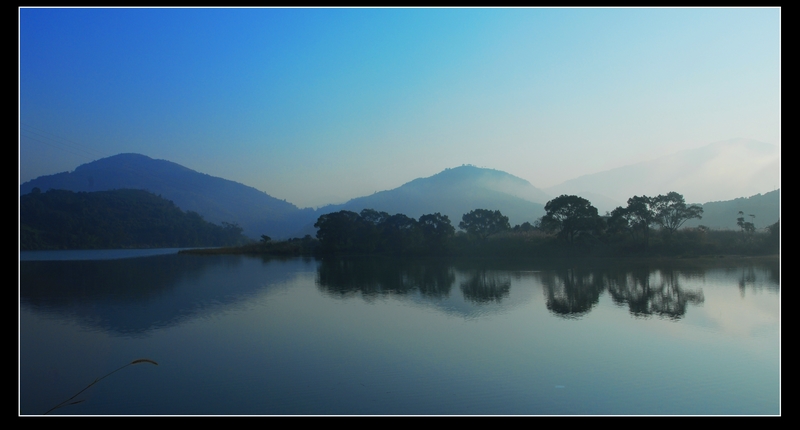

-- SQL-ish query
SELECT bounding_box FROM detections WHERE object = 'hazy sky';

[19,7,780,208]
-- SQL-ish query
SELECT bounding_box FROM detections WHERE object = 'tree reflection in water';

[459,270,511,303]
[539,269,604,318]
[312,257,777,321]
[315,256,455,300]
[605,268,704,320]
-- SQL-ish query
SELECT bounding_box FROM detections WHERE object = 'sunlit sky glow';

[19,7,780,208]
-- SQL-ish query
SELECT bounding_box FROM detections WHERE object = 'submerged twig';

[44,358,158,415]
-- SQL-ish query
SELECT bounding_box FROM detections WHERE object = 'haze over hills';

[19,153,309,239]
[683,190,780,231]
[544,138,779,214]
[20,138,780,239]
[20,157,553,239]
[319,165,550,228]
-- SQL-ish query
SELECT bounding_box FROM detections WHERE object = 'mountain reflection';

[19,254,310,336]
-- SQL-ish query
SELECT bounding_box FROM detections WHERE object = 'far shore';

[177,245,779,266]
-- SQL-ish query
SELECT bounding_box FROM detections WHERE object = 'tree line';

[306,191,778,257]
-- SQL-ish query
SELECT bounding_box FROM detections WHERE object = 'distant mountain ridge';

[683,190,780,230]
[20,158,552,239]
[315,165,550,229]
[20,153,306,239]
[544,138,779,214]
[21,142,780,239]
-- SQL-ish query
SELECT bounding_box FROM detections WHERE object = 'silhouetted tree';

[737,211,756,234]
[419,212,455,250]
[652,192,703,240]
[459,209,510,241]
[380,213,420,253]
[314,210,363,252]
[609,195,657,246]
[541,195,603,244]
[360,208,390,225]
[512,221,535,232]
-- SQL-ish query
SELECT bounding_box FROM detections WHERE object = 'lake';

[19,250,780,415]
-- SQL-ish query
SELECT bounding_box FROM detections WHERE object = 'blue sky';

[19,7,780,207]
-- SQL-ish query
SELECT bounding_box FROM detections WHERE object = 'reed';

[44,358,158,415]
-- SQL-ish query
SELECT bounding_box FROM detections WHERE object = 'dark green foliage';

[313,209,455,255]
[608,195,657,247]
[541,195,604,244]
[314,210,365,253]
[419,212,456,251]
[195,188,777,259]
[360,208,390,225]
[652,192,703,240]
[458,209,510,241]
[20,189,248,250]
[512,221,536,232]
[606,192,704,247]
[767,221,779,249]
[380,213,421,254]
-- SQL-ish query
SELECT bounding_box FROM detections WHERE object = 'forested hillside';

[20,188,249,250]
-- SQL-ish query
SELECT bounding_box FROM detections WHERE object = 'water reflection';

[20,254,779,414]
[20,254,779,335]
[539,269,605,318]
[605,268,704,320]
[459,270,511,304]
[736,263,780,298]
[315,256,455,299]
[20,254,312,337]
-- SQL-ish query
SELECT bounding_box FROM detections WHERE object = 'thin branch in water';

[44,358,158,415]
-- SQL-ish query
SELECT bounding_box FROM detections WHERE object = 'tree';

[419,212,455,250]
[608,195,657,246]
[459,209,510,241]
[314,210,363,252]
[652,192,703,239]
[360,208,390,226]
[358,209,390,251]
[380,213,420,253]
[512,221,535,232]
[541,195,603,244]
[737,211,756,234]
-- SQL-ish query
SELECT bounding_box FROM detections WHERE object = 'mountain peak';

[320,165,551,227]
[74,153,196,175]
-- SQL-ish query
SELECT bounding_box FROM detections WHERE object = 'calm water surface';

[19,252,780,415]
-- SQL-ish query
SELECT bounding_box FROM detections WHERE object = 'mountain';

[315,165,550,228]
[544,138,779,214]
[21,149,778,240]
[682,190,780,230]
[19,153,308,239]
